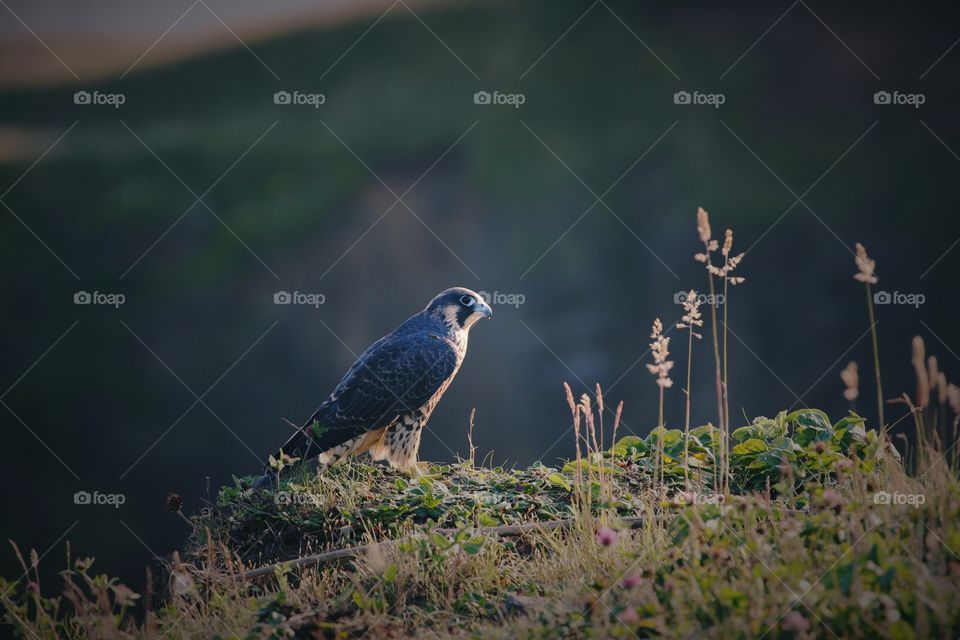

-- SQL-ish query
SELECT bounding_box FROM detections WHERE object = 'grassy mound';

[4,409,959,639]
[212,409,888,566]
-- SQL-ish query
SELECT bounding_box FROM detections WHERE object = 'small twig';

[467,408,477,466]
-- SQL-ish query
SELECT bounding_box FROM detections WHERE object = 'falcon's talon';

[249,288,492,488]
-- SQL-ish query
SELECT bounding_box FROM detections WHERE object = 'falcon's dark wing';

[268,331,459,465]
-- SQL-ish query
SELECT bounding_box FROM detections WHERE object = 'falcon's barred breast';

[251,287,492,489]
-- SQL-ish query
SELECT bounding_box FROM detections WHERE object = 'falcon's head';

[427,287,493,331]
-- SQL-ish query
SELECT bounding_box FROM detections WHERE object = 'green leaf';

[561,459,621,474]
[690,424,722,449]
[833,422,867,452]
[476,512,498,527]
[833,411,866,432]
[731,438,767,455]
[310,420,329,440]
[383,563,398,582]
[546,473,572,491]
[790,409,834,447]
[647,427,682,446]
[611,436,648,457]
[889,621,915,640]
[462,537,484,554]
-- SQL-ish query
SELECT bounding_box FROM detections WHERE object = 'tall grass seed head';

[947,383,960,414]
[647,319,674,388]
[854,242,878,284]
[912,335,930,407]
[676,289,704,338]
[697,206,712,243]
[841,361,859,402]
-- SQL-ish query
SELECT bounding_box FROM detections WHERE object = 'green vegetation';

[5,402,957,639]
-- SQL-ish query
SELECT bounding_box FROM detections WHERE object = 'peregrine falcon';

[251,287,492,490]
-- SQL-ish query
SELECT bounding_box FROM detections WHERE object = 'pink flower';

[621,574,642,589]
[833,458,854,474]
[596,526,618,547]
[619,607,640,625]
[782,611,810,633]
[822,489,843,510]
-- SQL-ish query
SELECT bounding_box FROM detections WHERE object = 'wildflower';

[676,290,704,338]
[619,607,640,625]
[853,242,878,284]
[833,458,854,474]
[822,489,843,510]
[647,319,673,388]
[841,361,859,402]
[621,574,643,589]
[782,611,811,633]
[596,526,618,547]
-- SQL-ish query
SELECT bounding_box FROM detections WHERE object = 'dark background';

[2,0,959,592]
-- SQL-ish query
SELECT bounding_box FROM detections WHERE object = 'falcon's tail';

[247,420,359,494]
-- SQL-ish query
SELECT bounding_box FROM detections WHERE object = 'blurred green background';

[2,0,959,589]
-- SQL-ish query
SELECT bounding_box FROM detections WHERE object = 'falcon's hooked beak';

[476,299,493,319]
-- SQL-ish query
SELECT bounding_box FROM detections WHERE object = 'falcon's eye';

[459,295,475,307]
